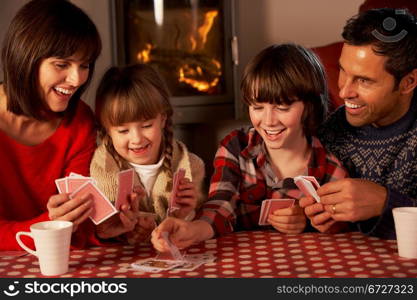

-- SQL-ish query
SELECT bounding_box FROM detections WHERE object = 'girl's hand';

[47,193,93,232]
[125,214,157,245]
[173,178,197,219]
[96,192,140,239]
[151,218,213,252]
[268,205,307,234]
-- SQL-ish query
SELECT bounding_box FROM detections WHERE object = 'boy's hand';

[267,205,306,234]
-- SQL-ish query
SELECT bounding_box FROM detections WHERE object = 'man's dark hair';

[342,8,417,87]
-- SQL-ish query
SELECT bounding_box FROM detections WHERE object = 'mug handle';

[16,232,37,256]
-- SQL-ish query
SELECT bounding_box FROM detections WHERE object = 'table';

[1,231,417,278]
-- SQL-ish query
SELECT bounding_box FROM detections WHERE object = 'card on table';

[70,181,117,225]
[131,230,216,273]
[293,175,321,202]
[115,169,134,211]
[258,198,295,226]
[131,258,184,273]
[183,253,216,264]
[168,168,186,214]
[132,252,216,273]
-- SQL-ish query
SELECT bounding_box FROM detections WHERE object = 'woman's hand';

[268,204,307,234]
[47,193,93,232]
[173,178,198,219]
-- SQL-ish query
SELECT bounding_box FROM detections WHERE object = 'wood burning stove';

[111,0,238,123]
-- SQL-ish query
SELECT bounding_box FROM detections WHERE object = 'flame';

[198,10,218,47]
[179,61,221,93]
[189,36,197,52]
[179,10,221,93]
[189,10,218,51]
[134,10,222,93]
[137,43,153,63]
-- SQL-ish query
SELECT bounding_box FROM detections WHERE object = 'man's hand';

[318,178,387,222]
[300,196,349,233]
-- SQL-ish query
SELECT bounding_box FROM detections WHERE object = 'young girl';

[152,43,349,251]
[90,64,205,244]
[1,0,101,250]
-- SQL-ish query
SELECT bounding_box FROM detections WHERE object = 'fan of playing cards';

[258,198,295,226]
[167,168,186,215]
[55,170,136,225]
[257,176,321,226]
[293,175,321,202]
[131,232,216,273]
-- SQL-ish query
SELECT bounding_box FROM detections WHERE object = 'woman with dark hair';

[0,0,101,250]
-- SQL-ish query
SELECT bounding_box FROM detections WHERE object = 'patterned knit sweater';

[90,139,205,223]
[318,95,417,239]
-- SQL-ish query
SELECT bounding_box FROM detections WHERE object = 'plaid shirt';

[197,127,348,236]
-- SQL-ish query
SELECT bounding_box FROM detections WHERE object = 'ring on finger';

[332,204,336,214]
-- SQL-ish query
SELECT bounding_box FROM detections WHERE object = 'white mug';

[16,220,73,276]
[393,207,417,259]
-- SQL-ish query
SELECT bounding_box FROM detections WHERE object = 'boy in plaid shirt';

[152,44,348,251]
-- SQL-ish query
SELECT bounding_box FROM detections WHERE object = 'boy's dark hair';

[1,0,101,120]
[342,8,417,87]
[241,43,328,137]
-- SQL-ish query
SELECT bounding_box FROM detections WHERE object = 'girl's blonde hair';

[95,64,174,181]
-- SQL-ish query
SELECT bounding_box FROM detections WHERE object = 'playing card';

[155,250,185,261]
[115,169,134,210]
[161,231,184,261]
[184,253,216,264]
[294,175,321,202]
[69,172,85,178]
[258,200,270,226]
[173,253,216,271]
[70,181,117,225]
[131,258,184,273]
[172,260,204,271]
[168,168,186,214]
[67,177,92,194]
[55,178,67,194]
[258,199,295,225]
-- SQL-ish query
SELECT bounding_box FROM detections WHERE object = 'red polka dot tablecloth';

[1,231,416,278]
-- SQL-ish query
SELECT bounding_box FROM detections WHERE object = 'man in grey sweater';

[300,8,417,239]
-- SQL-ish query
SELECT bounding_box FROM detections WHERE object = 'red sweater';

[0,101,100,250]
